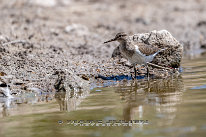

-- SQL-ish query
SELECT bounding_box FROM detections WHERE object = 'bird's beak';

[103,38,116,44]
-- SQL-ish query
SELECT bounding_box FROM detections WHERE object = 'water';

[0,53,206,137]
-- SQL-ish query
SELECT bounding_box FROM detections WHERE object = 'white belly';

[130,53,145,65]
[120,45,156,65]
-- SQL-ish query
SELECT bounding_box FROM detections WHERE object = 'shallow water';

[1,53,206,137]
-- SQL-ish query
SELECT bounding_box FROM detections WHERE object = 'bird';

[103,32,165,79]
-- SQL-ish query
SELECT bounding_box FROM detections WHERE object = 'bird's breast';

[127,45,146,65]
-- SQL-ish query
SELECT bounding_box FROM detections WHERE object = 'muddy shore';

[0,0,206,97]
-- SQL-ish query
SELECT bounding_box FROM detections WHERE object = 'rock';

[112,30,183,68]
[201,44,206,49]
[196,21,206,27]
[30,0,57,7]
[0,72,6,76]
[0,78,7,88]
[0,78,13,98]
[0,86,13,98]
[81,74,89,81]
[135,17,149,25]
[65,24,89,36]
[54,70,90,93]
[59,0,72,5]
[0,35,9,44]
[54,71,66,92]
[26,87,44,93]
[200,35,206,49]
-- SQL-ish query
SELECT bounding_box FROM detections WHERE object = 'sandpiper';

[104,32,165,79]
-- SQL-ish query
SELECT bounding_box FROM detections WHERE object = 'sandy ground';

[0,0,206,96]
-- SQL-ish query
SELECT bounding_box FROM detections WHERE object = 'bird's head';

[104,32,128,44]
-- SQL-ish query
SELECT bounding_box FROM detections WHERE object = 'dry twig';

[147,62,172,70]
[2,40,30,46]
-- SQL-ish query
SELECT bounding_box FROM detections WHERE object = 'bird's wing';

[137,43,159,56]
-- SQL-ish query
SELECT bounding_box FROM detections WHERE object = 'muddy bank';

[0,0,206,98]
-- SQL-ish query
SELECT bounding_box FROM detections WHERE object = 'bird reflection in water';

[115,75,184,128]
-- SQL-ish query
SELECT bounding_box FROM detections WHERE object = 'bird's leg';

[146,63,149,80]
[134,65,137,79]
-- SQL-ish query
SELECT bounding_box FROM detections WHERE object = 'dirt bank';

[0,0,206,96]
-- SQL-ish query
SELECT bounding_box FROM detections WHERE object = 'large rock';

[54,70,90,93]
[112,30,183,68]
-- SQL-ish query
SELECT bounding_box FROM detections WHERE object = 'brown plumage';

[136,43,159,56]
